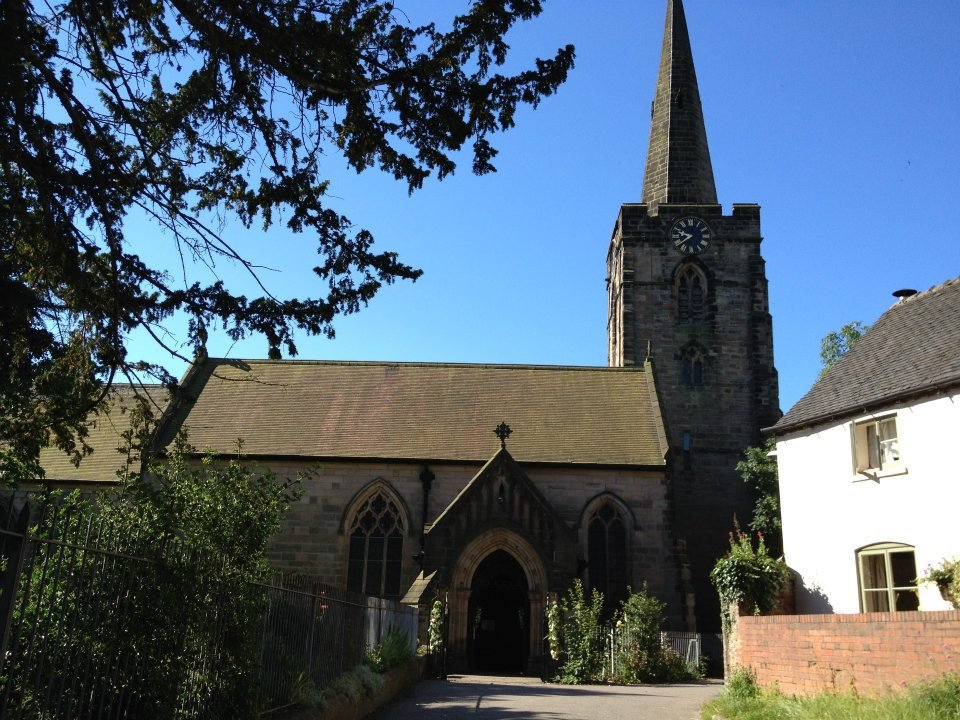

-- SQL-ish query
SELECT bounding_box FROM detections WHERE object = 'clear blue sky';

[127,0,960,414]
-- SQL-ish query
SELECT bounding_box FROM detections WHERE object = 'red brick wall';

[735,610,960,696]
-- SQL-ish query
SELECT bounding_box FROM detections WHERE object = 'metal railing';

[256,575,417,715]
[660,630,702,664]
[602,625,705,679]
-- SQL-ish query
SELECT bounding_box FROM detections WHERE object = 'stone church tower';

[606,0,780,631]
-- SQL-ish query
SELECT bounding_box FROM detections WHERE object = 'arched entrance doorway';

[447,528,547,675]
[468,550,528,673]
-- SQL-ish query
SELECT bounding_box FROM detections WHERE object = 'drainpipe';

[416,466,434,571]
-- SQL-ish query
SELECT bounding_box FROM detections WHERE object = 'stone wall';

[264,458,681,625]
[727,609,960,696]
[608,201,780,632]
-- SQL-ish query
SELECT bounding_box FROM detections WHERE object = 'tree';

[736,437,780,538]
[7,431,304,717]
[818,321,868,377]
[1,0,575,482]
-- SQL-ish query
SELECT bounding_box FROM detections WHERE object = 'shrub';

[725,667,760,700]
[428,599,444,652]
[555,580,606,684]
[6,433,304,719]
[710,527,789,631]
[614,584,667,683]
[352,664,385,697]
[364,627,413,673]
[546,596,562,661]
[613,585,702,683]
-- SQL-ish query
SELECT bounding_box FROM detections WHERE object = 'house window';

[853,415,900,472]
[681,346,704,386]
[587,503,628,611]
[346,490,404,600]
[677,265,706,322]
[857,543,919,612]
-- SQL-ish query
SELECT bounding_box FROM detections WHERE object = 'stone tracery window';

[346,489,405,600]
[677,264,706,323]
[681,346,705,386]
[587,502,628,611]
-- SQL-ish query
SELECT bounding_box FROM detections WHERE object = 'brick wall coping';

[741,610,960,625]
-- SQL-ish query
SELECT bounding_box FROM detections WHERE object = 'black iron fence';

[0,491,417,719]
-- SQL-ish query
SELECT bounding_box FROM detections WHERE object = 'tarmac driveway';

[369,674,723,720]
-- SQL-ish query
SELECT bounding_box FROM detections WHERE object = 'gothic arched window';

[346,490,405,600]
[587,502,628,611]
[681,346,705,386]
[677,265,706,323]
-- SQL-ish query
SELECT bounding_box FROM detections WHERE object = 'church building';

[156,0,780,674]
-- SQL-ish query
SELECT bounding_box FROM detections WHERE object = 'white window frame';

[856,542,919,612]
[852,413,903,476]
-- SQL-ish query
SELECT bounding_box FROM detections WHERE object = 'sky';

[126,0,960,414]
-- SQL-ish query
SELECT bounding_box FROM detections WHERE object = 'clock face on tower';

[671,217,713,255]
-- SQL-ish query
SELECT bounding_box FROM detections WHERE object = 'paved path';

[370,674,723,720]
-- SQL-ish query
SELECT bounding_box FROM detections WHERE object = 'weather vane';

[494,421,512,449]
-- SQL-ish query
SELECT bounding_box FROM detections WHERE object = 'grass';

[702,670,960,720]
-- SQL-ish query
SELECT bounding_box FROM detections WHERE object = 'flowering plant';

[918,557,958,588]
[918,557,959,609]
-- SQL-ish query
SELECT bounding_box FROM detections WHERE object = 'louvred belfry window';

[677,265,706,322]
[346,491,404,600]
[681,346,705,386]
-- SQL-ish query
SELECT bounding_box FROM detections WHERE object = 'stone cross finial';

[494,421,512,449]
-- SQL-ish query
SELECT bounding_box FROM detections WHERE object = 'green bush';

[710,527,788,631]
[725,667,760,699]
[364,627,413,673]
[6,431,304,719]
[555,580,606,684]
[613,585,701,683]
[614,584,667,683]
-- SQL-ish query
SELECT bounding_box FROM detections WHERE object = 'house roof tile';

[773,277,960,434]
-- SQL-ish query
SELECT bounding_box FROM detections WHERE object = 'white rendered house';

[771,278,960,614]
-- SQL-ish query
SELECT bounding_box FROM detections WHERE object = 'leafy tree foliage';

[736,437,781,537]
[6,430,303,718]
[2,0,575,482]
[818,321,868,378]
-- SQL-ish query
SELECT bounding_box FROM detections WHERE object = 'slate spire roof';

[772,277,960,434]
[641,0,718,210]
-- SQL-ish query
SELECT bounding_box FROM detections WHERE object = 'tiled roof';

[773,277,960,434]
[39,384,169,483]
[159,359,668,467]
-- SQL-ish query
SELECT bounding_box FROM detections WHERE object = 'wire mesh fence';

[0,491,417,719]
[255,575,417,715]
[600,625,706,680]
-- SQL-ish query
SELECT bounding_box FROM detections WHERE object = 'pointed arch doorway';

[468,550,528,673]
[448,528,547,675]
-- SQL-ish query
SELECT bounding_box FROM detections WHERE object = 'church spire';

[641,0,717,210]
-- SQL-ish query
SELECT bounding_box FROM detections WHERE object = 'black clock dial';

[671,217,713,255]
